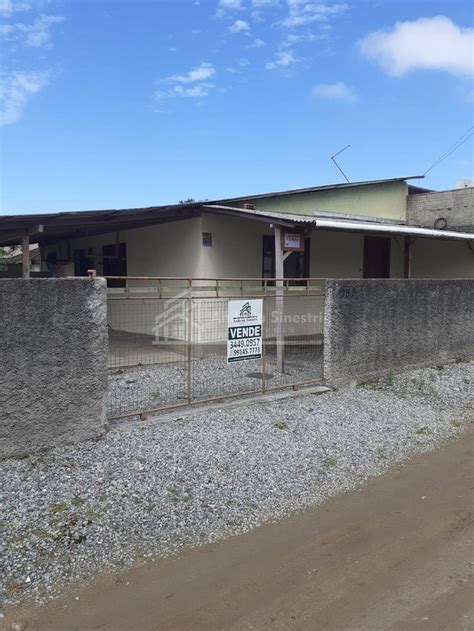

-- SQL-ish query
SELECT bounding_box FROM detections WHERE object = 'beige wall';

[44,217,203,278]
[42,213,471,282]
[237,181,408,222]
[199,215,409,280]
[411,238,474,278]
[199,214,269,278]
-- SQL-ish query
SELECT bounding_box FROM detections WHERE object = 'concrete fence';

[323,279,474,386]
[0,278,108,458]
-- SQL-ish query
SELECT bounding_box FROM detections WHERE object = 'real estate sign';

[227,299,263,363]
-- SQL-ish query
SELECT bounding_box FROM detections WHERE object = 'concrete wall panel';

[324,279,474,385]
[0,278,108,458]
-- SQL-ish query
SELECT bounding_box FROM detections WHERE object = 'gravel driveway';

[1,361,473,607]
[107,348,323,418]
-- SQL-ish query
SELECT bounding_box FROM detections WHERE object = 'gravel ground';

[108,349,323,417]
[1,361,473,607]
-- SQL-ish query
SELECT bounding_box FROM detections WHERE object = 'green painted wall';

[241,181,408,221]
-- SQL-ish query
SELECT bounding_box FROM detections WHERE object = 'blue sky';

[0,0,473,214]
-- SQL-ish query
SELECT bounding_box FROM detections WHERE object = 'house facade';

[1,176,473,282]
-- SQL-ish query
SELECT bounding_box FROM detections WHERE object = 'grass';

[273,421,288,430]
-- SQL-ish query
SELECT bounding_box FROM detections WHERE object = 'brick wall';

[407,188,474,233]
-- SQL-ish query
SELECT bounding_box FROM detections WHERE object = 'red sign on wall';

[281,227,305,252]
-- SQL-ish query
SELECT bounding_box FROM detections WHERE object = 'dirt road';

[6,431,474,631]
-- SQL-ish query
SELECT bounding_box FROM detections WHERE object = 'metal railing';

[101,276,326,420]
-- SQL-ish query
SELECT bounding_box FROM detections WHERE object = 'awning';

[203,205,474,241]
[313,218,474,241]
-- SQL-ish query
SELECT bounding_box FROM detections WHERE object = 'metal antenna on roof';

[331,145,351,183]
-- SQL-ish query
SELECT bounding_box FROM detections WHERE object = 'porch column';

[404,236,411,279]
[274,225,291,373]
[22,233,30,279]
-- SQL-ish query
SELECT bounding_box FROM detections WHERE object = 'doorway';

[262,235,310,282]
[363,236,391,278]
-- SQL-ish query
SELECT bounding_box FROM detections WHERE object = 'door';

[363,236,391,278]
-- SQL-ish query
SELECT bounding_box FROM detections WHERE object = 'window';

[262,235,311,283]
[102,243,127,287]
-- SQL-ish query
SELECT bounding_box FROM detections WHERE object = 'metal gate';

[105,277,325,420]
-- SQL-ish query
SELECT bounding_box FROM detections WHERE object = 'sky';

[0,0,473,214]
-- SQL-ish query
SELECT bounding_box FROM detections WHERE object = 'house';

[0,176,473,282]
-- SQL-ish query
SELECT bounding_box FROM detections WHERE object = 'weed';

[320,455,338,473]
[273,421,288,430]
[376,447,387,459]
[167,484,179,497]
[11,453,29,461]
[179,493,191,504]
[386,368,395,386]
[415,427,432,436]
[48,501,68,514]
[451,419,462,428]
[167,485,191,504]
[71,496,85,507]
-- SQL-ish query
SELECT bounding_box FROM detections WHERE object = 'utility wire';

[424,126,474,176]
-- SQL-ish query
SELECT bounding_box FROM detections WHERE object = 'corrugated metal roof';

[203,205,474,241]
[215,175,425,203]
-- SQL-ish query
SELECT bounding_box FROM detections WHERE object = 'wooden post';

[21,233,30,279]
[404,236,411,279]
[274,225,284,373]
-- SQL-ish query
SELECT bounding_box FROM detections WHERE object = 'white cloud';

[229,19,250,33]
[247,37,265,48]
[0,70,49,126]
[15,14,65,48]
[216,0,243,16]
[159,62,217,102]
[0,14,65,48]
[282,31,326,46]
[252,0,279,6]
[281,1,348,28]
[266,48,298,69]
[168,62,216,83]
[312,81,355,101]
[0,0,29,17]
[358,16,474,77]
[173,83,214,98]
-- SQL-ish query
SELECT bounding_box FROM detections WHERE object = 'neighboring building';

[0,244,42,277]
[0,176,473,281]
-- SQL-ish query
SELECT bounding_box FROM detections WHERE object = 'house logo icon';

[239,302,252,318]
